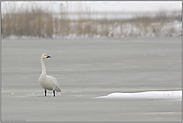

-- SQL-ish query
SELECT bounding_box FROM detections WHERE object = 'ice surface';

[2,38,181,121]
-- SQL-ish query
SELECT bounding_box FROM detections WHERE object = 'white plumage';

[39,53,61,96]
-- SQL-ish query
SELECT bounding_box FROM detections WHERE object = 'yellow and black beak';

[46,55,51,58]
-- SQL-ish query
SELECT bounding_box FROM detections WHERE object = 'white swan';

[39,53,61,97]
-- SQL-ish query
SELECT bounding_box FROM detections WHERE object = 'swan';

[39,53,61,97]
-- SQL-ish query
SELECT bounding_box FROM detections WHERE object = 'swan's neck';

[41,58,46,75]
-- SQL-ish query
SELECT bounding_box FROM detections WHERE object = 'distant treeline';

[1,4,182,38]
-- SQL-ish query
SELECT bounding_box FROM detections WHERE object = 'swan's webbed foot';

[53,90,55,97]
[45,90,47,96]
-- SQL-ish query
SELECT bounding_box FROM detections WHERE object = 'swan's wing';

[47,75,61,92]
[47,75,58,85]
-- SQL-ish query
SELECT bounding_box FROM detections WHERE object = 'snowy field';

[2,37,181,121]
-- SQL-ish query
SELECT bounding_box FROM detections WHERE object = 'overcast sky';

[2,1,182,13]
[90,1,181,12]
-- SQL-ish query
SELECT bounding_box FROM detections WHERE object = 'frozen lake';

[2,37,181,121]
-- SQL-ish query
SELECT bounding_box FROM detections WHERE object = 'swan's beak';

[46,55,51,58]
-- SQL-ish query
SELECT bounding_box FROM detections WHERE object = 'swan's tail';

[55,86,61,92]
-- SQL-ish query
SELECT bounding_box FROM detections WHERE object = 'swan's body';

[39,53,61,96]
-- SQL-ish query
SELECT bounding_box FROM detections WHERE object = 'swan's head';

[41,53,51,60]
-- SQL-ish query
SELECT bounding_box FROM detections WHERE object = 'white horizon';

[1,1,181,13]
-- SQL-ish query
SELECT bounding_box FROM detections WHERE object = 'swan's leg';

[45,90,47,96]
[53,90,55,97]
